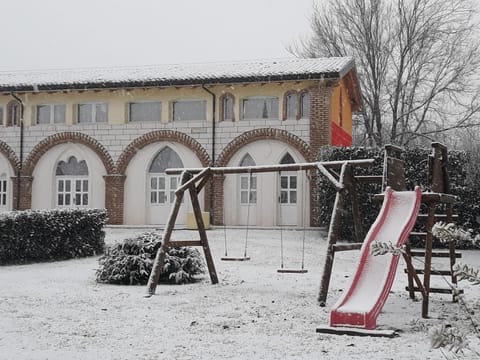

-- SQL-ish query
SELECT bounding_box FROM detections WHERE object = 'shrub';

[316,146,480,247]
[95,232,205,285]
[0,208,106,265]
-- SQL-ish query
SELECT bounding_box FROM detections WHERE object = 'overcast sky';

[2,0,314,71]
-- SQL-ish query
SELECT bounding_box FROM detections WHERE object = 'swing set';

[145,159,374,297]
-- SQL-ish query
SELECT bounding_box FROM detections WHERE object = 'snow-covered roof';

[0,57,355,92]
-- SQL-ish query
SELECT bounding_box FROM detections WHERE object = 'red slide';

[330,187,422,330]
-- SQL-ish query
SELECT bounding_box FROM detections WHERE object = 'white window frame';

[129,101,162,122]
[285,93,297,120]
[56,177,89,208]
[222,95,234,121]
[241,96,279,120]
[77,102,108,123]
[171,99,206,121]
[0,176,7,207]
[300,92,310,119]
[36,104,66,124]
[149,174,181,205]
[0,107,4,126]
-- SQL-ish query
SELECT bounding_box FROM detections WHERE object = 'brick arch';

[0,141,20,172]
[216,128,312,167]
[23,132,116,176]
[117,130,211,175]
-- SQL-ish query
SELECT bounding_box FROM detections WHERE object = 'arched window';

[55,156,89,207]
[6,100,21,127]
[0,173,7,208]
[220,93,235,122]
[300,91,310,119]
[149,147,184,204]
[279,153,297,204]
[239,153,256,204]
[284,91,298,120]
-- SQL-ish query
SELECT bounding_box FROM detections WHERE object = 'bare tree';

[292,0,480,147]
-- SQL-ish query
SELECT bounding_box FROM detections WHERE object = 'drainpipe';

[201,84,216,225]
[10,93,24,211]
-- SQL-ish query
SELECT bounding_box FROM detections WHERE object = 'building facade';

[0,58,361,226]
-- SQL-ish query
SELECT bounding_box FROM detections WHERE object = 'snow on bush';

[0,208,106,264]
[95,232,205,285]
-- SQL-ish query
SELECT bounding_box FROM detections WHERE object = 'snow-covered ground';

[1,227,479,359]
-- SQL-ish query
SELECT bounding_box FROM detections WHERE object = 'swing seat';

[221,256,251,261]
[277,268,308,274]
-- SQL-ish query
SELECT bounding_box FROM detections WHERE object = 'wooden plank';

[175,167,210,193]
[168,240,203,247]
[317,164,343,190]
[316,326,398,338]
[165,159,376,175]
[409,251,462,258]
[421,193,457,204]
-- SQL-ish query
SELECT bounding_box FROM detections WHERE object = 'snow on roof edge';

[0,57,356,91]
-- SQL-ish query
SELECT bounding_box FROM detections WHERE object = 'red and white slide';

[330,186,422,330]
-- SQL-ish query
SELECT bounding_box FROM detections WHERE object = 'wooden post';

[145,168,219,296]
[187,181,218,284]
[422,203,436,318]
[318,163,347,306]
[145,188,185,297]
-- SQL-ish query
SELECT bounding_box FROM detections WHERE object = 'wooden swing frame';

[145,159,375,297]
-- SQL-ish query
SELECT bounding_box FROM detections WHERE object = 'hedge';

[316,146,480,247]
[0,208,106,265]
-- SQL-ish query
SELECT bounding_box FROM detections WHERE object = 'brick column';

[309,85,334,156]
[309,84,334,227]
[103,174,126,225]
[11,175,33,210]
[211,173,225,225]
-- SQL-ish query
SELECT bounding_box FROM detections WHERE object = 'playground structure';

[317,142,460,336]
[145,142,461,335]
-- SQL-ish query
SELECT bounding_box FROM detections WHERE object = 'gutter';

[10,92,24,210]
[201,84,216,225]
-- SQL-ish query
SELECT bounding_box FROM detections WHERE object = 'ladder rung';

[409,250,462,258]
[406,287,463,295]
[404,269,453,276]
[354,175,383,184]
[168,240,203,247]
[417,214,458,219]
[332,243,362,252]
[410,232,427,237]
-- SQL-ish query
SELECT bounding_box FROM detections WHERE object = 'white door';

[278,172,298,226]
[148,174,184,225]
[238,174,257,226]
[57,177,89,207]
